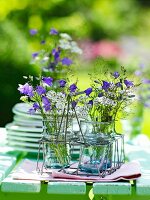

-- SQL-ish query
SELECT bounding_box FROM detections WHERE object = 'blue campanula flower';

[33,102,40,110]
[98,92,103,97]
[28,102,40,114]
[84,88,92,96]
[59,80,66,87]
[18,83,34,97]
[52,49,60,62]
[54,51,60,62]
[142,79,150,84]
[40,40,46,44]
[29,29,38,35]
[88,100,93,106]
[113,72,120,78]
[102,81,111,91]
[61,57,73,66]
[49,28,58,35]
[42,96,51,111]
[42,77,53,86]
[32,52,39,58]
[36,86,46,95]
[72,101,77,108]
[124,80,134,88]
[116,82,122,87]
[69,84,77,93]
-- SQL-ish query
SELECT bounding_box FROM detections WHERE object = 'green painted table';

[0,128,150,200]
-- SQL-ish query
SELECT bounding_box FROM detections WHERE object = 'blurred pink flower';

[80,40,123,60]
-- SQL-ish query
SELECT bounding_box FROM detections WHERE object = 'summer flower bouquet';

[17,65,138,175]
[18,27,138,175]
[30,28,82,81]
[18,75,88,169]
[77,67,136,136]
[73,67,137,175]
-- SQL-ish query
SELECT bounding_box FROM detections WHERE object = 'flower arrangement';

[18,67,137,137]
[18,75,85,168]
[17,28,138,174]
[30,28,82,81]
[77,67,136,131]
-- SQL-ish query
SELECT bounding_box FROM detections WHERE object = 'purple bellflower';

[102,81,111,91]
[69,84,77,93]
[124,80,134,88]
[40,40,46,44]
[36,86,46,95]
[98,92,103,97]
[29,29,38,35]
[42,96,51,111]
[142,79,150,84]
[116,82,122,87]
[52,49,60,62]
[61,57,73,66]
[59,80,66,87]
[88,100,93,106]
[42,77,53,86]
[72,101,77,108]
[32,52,39,58]
[18,83,34,97]
[84,88,92,96]
[49,28,58,35]
[29,102,40,114]
[113,72,120,78]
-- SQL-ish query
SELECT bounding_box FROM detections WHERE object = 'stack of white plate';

[5,103,43,153]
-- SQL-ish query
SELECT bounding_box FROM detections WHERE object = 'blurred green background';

[0,0,150,138]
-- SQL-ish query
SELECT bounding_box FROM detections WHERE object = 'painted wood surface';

[126,144,150,196]
[47,182,86,194]
[93,182,131,195]
[0,155,16,182]
[0,128,150,198]
[1,177,41,193]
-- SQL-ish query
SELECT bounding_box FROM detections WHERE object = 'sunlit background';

[0,0,150,138]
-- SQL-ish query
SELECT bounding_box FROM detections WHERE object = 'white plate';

[6,140,39,148]
[13,115,42,127]
[5,123,43,133]
[13,103,40,115]
[6,130,41,138]
[6,135,40,142]
[12,103,42,119]
[6,144,41,153]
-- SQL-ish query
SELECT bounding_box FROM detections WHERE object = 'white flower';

[43,56,49,61]
[94,96,116,107]
[109,83,115,89]
[93,97,101,105]
[78,95,89,103]
[119,90,125,94]
[35,56,40,61]
[107,91,115,98]
[70,41,82,54]
[47,90,56,100]
[97,86,102,90]
[75,105,89,118]
[56,102,65,110]
[59,39,71,50]
[60,33,72,40]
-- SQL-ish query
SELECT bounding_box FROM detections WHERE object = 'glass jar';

[78,120,116,176]
[40,117,72,169]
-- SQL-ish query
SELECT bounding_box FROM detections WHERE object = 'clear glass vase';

[44,139,70,169]
[40,117,72,169]
[78,120,116,176]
